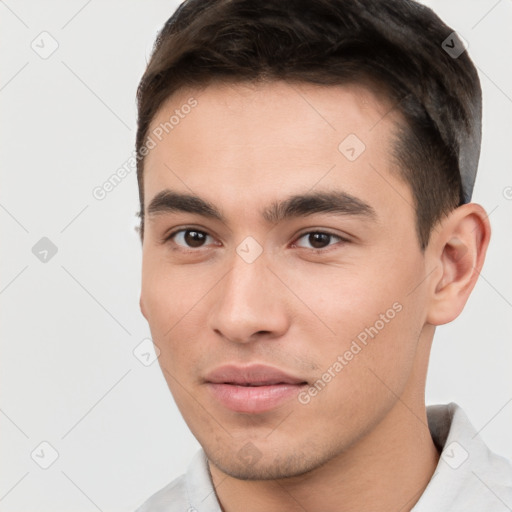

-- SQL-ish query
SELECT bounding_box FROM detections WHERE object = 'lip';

[204,364,308,414]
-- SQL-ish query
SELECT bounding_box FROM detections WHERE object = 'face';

[140,80,431,479]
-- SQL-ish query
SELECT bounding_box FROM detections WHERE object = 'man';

[134,0,512,510]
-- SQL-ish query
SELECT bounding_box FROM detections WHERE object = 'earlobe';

[426,203,491,326]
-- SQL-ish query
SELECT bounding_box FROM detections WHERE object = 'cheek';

[285,258,410,332]
[286,255,423,379]
[140,256,220,375]
[141,252,210,331]
[291,264,423,443]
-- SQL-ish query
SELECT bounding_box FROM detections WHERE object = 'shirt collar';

[412,402,512,511]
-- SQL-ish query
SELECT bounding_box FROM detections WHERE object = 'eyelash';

[162,227,349,253]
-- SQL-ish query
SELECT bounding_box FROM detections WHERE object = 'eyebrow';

[146,189,376,225]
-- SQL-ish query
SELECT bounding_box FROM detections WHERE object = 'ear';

[425,203,491,326]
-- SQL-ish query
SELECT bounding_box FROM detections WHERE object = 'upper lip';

[204,364,307,386]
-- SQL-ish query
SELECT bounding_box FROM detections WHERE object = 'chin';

[205,444,330,481]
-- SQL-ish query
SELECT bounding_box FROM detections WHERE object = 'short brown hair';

[136,0,482,248]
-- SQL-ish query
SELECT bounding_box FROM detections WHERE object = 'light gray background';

[1,1,511,511]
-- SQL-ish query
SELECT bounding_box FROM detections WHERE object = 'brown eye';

[308,233,331,249]
[294,231,345,250]
[168,229,213,248]
[184,230,207,247]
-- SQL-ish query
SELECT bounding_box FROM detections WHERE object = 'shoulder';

[134,473,190,512]
[418,403,512,511]
[133,449,219,512]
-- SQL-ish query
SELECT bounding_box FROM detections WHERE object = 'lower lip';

[206,383,306,414]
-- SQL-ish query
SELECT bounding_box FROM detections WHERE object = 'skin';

[139,80,490,512]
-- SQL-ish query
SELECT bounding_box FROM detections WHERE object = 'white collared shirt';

[135,403,512,511]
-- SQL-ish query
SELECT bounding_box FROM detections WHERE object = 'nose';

[207,251,290,344]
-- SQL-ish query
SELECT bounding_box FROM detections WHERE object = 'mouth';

[204,364,308,414]
[223,381,298,386]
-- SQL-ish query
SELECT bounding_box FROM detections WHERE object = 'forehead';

[142,80,411,222]
[146,79,399,152]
